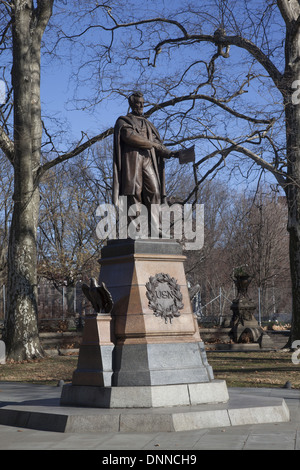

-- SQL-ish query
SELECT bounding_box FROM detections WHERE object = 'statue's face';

[131,97,144,116]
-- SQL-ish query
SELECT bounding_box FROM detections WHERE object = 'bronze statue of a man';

[113,92,173,211]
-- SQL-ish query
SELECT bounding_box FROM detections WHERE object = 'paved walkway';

[0,383,299,450]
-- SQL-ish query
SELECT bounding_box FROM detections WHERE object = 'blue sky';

[40,60,120,146]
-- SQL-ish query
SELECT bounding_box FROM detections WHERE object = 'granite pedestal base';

[112,341,213,386]
[61,239,225,412]
[60,380,229,409]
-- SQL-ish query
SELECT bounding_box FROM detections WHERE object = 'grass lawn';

[207,350,300,388]
[0,356,78,386]
[0,350,299,388]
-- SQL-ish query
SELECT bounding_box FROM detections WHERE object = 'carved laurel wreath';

[145,273,184,323]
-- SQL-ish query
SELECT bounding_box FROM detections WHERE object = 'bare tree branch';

[145,93,274,125]
[232,143,286,187]
[35,127,113,182]
[183,137,287,205]
[33,0,54,38]
[152,32,283,91]
[0,124,13,163]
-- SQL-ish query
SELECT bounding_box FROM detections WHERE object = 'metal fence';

[0,282,293,327]
[0,282,94,322]
[192,284,292,326]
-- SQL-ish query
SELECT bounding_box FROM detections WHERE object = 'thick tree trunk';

[5,199,42,360]
[283,20,300,346]
[289,225,300,344]
[286,100,300,345]
[4,1,43,360]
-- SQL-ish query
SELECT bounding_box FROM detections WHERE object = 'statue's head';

[128,91,144,116]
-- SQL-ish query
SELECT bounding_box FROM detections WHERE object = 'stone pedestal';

[71,314,115,387]
[61,239,227,408]
[101,239,213,386]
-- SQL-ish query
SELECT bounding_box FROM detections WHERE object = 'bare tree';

[230,191,289,285]
[183,181,290,321]
[37,149,111,289]
[1,0,54,359]
[0,1,114,359]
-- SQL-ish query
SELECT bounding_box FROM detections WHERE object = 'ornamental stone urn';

[229,270,261,343]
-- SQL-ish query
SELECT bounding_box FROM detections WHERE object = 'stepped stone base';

[0,386,290,433]
[60,380,228,409]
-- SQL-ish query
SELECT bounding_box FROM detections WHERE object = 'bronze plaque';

[146,273,184,323]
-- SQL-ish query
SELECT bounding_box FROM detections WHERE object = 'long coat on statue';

[112,113,166,206]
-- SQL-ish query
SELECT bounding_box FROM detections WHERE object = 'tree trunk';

[3,0,50,360]
[284,23,300,346]
[5,200,42,361]
[286,99,300,345]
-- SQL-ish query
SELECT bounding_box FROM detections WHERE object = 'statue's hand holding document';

[172,145,195,164]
